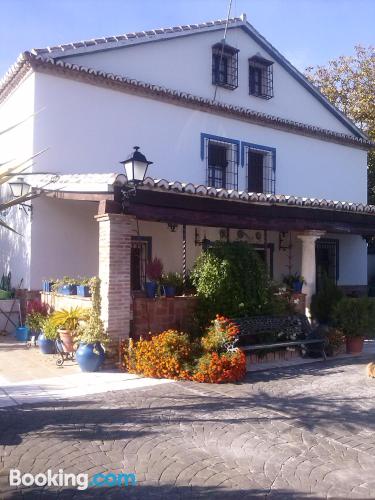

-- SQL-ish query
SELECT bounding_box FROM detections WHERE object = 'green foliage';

[51,307,87,331]
[191,241,277,324]
[282,273,305,289]
[41,316,58,340]
[310,275,344,324]
[305,45,375,203]
[334,297,375,338]
[160,272,184,292]
[75,277,109,345]
[26,312,45,332]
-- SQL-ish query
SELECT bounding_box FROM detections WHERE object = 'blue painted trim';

[241,142,276,171]
[239,25,365,140]
[200,133,240,163]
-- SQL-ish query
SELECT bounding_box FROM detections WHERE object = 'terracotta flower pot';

[346,336,364,354]
[58,329,75,353]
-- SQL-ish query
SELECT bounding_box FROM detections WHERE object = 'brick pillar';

[96,213,136,341]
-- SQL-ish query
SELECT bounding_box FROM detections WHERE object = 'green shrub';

[310,274,343,324]
[41,316,58,340]
[334,297,375,338]
[191,241,279,325]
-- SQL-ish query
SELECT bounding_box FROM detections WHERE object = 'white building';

[0,15,373,339]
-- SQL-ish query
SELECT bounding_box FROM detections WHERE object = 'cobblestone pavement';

[1,356,375,499]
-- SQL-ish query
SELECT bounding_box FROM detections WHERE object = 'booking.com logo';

[9,469,137,490]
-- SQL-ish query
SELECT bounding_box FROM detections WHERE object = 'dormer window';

[212,42,239,90]
[249,55,274,99]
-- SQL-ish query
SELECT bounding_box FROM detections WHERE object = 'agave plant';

[0,113,49,233]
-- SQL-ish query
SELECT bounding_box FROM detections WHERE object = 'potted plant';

[52,277,79,296]
[160,272,183,297]
[145,258,163,298]
[25,300,49,343]
[76,277,92,297]
[38,316,58,354]
[324,327,346,357]
[75,277,108,372]
[334,297,375,353]
[51,307,86,353]
[283,273,305,293]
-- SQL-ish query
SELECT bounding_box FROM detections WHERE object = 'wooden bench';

[232,315,327,361]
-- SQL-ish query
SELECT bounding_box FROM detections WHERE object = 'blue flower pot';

[292,281,303,293]
[145,281,157,298]
[76,342,105,372]
[38,333,56,354]
[42,280,54,292]
[164,285,176,297]
[15,327,29,342]
[77,285,91,297]
[58,284,77,295]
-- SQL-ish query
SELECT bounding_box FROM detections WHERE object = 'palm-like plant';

[0,114,48,233]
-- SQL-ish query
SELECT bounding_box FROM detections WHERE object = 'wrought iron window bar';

[244,144,275,194]
[205,138,239,190]
[212,42,239,90]
[249,55,274,99]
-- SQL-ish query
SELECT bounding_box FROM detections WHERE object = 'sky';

[0,0,374,77]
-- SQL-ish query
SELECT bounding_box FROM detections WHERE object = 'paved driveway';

[1,356,375,499]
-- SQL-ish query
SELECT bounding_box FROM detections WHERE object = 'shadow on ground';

[3,484,317,499]
[0,356,373,447]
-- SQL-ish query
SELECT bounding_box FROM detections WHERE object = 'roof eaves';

[141,176,375,215]
[30,17,244,59]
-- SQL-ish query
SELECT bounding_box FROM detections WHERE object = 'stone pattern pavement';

[1,355,375,499]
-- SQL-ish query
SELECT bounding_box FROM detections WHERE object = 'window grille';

[205,138,239,190]
[131,237,151,291]
[316,239,339,291]
[244,144,275,194]
[212,42,239,90]
[249,55,274,99]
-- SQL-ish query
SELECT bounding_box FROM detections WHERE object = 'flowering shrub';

[201,315,239,353]
[192,351,246,383]
[126,330,192,380]
[26,300,49,316]
[145,258,164,281]
[26,300,49,332]
[124,316,247,384]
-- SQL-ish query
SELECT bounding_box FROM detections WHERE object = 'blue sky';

[0,0,374,77]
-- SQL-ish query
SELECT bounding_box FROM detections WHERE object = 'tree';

[305,45,375,203]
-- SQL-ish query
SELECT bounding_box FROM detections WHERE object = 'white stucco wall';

[29,197,99,289]
[59,26,354,135]
[328,233,368,286]
[0,73,35,289]
[33,72,368,203]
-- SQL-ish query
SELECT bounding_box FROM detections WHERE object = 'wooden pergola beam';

[100,188,375,235]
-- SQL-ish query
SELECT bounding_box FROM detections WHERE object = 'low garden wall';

[131,296,198,339]
[40,292,92,311]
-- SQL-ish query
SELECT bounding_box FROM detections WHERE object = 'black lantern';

[9,177,31,198]
[120,146,153,187]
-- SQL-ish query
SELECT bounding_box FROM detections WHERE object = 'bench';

[232,315,327,361]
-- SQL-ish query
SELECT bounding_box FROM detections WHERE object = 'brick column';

[96,213,137,341]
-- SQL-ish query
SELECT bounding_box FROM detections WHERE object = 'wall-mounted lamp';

[195,228,211,250]
[167,223,178,232]
[120,146,153,209]
[8,177,32,215]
